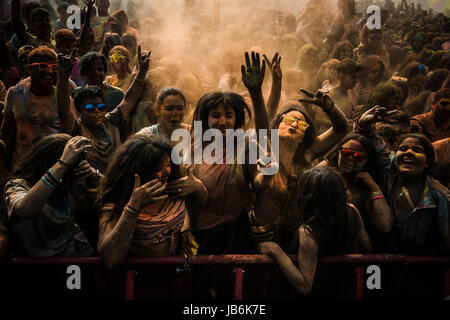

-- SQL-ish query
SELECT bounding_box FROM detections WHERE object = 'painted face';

[433,98,450,120]
[86,58,106,85]
[278,111,308,142]
[109,54,127,72]
[29,56,57,88]
[80,96,106,128]
[159,95,186,131]
[395,138,429,178]
[153,154,171,186]
[207,103,236,134]
[338,140,368,175]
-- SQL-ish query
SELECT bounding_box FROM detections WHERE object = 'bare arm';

[77,0,95,51]
[12,137,91,218]
[258,227,319,295]
[263,53,282,122]
[57,51,77,134]
[118,47,150,121]
[349,204,372,253]
[241,51,269,131]
[356,172,393,233]
[97,174,168,268]
[11,0,28,45]
[299,89,349,160]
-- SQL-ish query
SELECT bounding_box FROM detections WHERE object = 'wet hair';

[78,52,107,76]
[397,133,435,169]
[97,133,180,209]
[192,91,252,133]
[284,167,359,256]
[424,69,450,92]
[327,133,383,185]
[28,46,57,64]
[12,134,72,188]
[271,102,316,167]
[432,88,450,104]
[71,86,105,112]
[156,87,187,107]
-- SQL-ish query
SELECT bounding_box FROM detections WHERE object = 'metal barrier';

[6,254,450,300]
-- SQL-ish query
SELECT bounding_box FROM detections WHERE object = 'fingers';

[75,144,92,153]
[70,48,77,61]
[263,54,271,68]
[153,194,168,202]
[261,59,266,75]
[245,52,250,69]
[299,88,315,98]
[141,178,161,189]
[137,45,142,61]
[241,65,246,77]
[298,98,315,104]
[134,174,141,189]
[152,184,167,196]
[272,52,278,64]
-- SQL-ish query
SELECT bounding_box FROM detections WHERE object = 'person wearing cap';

[327,58,364,119]
[53,2,70,33]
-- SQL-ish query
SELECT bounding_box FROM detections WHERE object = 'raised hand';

[74,160,97,181]
[59,136,92,166]
[127,174,168,211]
[358,106,398,128]
[57,49,76,77]
[263,52,282,83]
[298,88,335,111]
[84,0,95,7]
[137,46,151,77]
[241,51,266,92]
[166,167,202,200]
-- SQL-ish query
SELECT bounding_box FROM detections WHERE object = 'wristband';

[57,159,73,168]
[124,205,139,217]
[47,169,62,184]
[41,175,57,190]
[371,195,385,200]
[370,191,383,198]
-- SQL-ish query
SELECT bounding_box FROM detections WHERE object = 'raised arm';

[97,175,167,268]
[258,227,319,295]
[241,51,269,131]
[77,0,95,51]
[57,50,77,134]
[11,0,28,45]
[299,89,349,160]
[263,53,282,122]
[118,46,150,121]
[11,137,91,219]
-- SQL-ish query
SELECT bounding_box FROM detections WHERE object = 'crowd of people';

[0,0,449,296]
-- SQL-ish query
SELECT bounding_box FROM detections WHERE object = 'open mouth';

[288,127,298,134]
[42,74,53,80]
[400,157,415,167]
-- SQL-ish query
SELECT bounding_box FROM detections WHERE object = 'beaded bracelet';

[371,195,385,200]
[41,175,57,190]
[370,191,383,198]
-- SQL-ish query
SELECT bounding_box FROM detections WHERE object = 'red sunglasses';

[340,148,368,161]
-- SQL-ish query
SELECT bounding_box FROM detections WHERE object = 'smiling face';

[395,137,429,178]
[278,110,309,143]
[159,95,186,131]
[79,96,106,128]
[207,103,236,134]
[338,139,368,175]
[29,56,57,88]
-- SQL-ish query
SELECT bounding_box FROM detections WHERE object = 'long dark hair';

[271,102,317,169]
[97,133,181,209]
[295,167,358,256]
[12,134,72,187]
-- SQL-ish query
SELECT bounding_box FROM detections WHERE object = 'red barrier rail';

[6,255,450,300]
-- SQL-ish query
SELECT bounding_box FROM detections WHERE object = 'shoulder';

[298,226,319,251]
[428,177,450,202]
